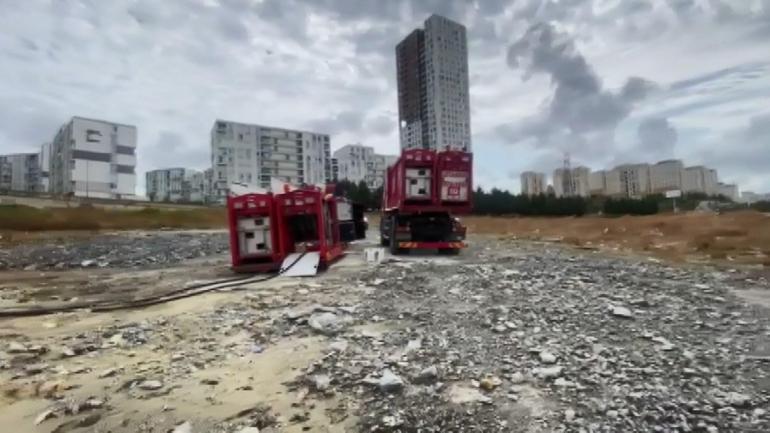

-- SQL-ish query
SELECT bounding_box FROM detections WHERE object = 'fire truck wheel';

[389,219,405,255]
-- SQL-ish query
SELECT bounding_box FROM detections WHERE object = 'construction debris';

[1,231,769,432]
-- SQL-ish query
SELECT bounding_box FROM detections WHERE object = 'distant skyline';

[1,1,768,195]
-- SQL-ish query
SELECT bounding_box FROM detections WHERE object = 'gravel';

[296,241,770,432]
[0,231,228,270]
[4,233,770,431]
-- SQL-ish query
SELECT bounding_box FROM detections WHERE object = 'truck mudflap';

[397,241,467,249]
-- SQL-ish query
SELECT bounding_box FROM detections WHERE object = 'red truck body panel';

[227,192,283,273]
[383,148,473,214]
[274,187,345,266]
[435,150,473,214]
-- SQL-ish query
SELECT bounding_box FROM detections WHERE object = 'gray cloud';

[217,14,250,42]
[637,117,678,158]
[701,113,770,188]
[365,115,396,136]
[502,22,655,148]
[307,110,365,136]
[1,0,769,194]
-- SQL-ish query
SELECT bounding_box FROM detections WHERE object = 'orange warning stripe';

[397,242,467,249]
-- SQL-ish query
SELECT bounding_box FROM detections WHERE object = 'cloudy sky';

[1,0,768,195]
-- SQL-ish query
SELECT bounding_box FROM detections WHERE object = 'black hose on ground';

[0,252,308,318]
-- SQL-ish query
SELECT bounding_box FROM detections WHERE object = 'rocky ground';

[1,231,769,432]
[0,231,229,271]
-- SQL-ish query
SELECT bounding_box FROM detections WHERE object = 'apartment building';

[396,14,471,151]
[39,142,51,192]
[616,163,651,198]
[740,191,770,204]
[334,144,373,183]
[589,170,606,195]
[604,169,623,196]
[717,183,739,201]
[333,144,397,189]
[190,169,214,203]
[683,166,719,195]
[650,159,683,193]
[553,166,590,197]
[50,116,137,199]
[330,158,339,181]
[0,159,10,190]
[0,153,41,192]
[210,120,331,199]
[146,168,203,203]
[366,154,397,189]
[520,171,546,196]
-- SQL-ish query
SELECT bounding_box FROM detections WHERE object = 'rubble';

[3,233,770,432]
[538,350,557,364]
[311,374,331,391]
[479,375,502,391]
[172,421,193,433]
[611,305,633,318]
[0,232,228,270]
[307,312,346,335]
[414,365,438,384]
[138,380,163,390]
[378,370,404,393]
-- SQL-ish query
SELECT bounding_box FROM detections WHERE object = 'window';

[116,165,134,174]
[85,129,102,143]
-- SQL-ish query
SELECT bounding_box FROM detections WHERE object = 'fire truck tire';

[389,217,406,255]
[439,248,460,255]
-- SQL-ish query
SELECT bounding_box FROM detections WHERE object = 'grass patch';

[0,205,227,231]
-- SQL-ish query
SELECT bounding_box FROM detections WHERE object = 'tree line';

[333,180,752,217]
[334,179,383,210]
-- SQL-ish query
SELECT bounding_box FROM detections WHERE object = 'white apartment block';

[0,153,41,192]
[334,144,373,183]
[50,116,137,199]
[39,142,51,192]
[333,144,397,189]
[520,171,546,196]
[396,15,471,151]
[146,168,203,203]
[717,183,739,201]
[190,168,214,203]
[740,191,770,204]
[330,158,339,181]
[553,166,590,197]
[683,166,719,195]
[589,170,606,195]
[0,159,10,191]
[604,169,623,196]
[538,160,729,199]
[366,154,397,189]
[650,159,684,192]
[211,120,331,199]
[616,163,651,198]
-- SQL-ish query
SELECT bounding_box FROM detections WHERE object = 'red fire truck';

[380,149,472,255]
